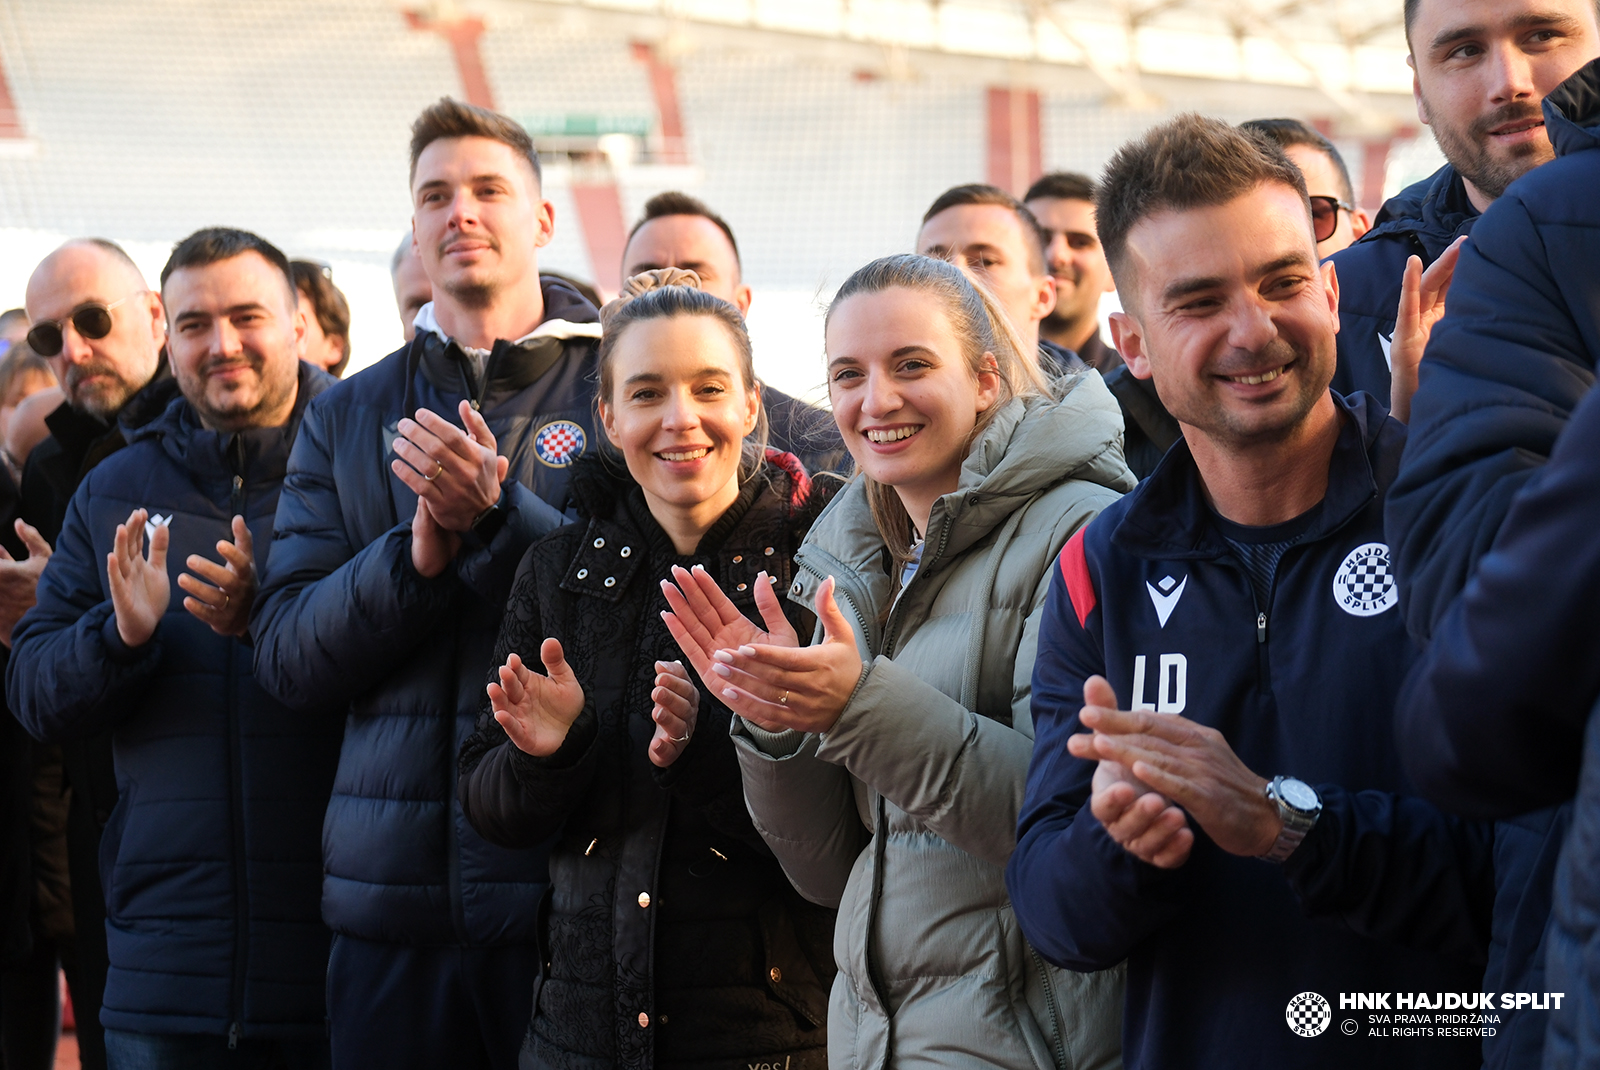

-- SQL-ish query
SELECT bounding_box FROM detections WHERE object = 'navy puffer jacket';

[251,281,601,946]
[1327,163,1477,403]
[1386,64,1600,643]
[6,363,342,1040]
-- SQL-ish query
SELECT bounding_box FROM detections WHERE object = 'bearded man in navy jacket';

[8,228,340,1065]
[1006,115,1493,1070]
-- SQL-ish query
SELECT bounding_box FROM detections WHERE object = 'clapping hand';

[395,401,509,577]
[647,660,699,768]
[177,515,256,637]
[662,565,861,735]
[1068,675,1281,868]
[487,638,587,758]
[106,508,170,648]
[0,520,52,647]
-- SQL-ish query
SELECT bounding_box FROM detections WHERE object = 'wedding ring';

[671,732,690,742]
[779,690,790,706]
[222,593,230,609]
[424,460,443,482]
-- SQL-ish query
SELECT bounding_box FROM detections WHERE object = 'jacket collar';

[128,361,333,487]
[404,276,601,416]
[1356,163,1477,260]
[42,357,181,465]
[1544,57,1600,156]
[1110,390,1386,561]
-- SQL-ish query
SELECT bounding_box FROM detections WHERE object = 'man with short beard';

[1007,115,1492,1070]
[251,98,601,1069]
[0,239,180,1070]
[9,226,341,1066]
[1328,0,1600,400]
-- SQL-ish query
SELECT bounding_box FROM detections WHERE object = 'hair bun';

[600,267,703,329]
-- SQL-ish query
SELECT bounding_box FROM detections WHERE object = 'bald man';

[622,191,848,476]
[390,233,433,344]
[2,238,181,1070]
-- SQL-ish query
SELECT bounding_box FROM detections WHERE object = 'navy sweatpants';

[325,935,536,1070]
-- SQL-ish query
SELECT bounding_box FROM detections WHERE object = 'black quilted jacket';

[458,452,837,1070]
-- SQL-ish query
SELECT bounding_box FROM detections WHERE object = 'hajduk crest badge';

[533,420,586,467]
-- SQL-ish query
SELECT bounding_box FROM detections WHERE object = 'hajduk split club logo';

[1287,991,1333,1037]
[533,420,586,467]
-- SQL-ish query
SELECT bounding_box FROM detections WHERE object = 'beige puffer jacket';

[732,371,1135,1070]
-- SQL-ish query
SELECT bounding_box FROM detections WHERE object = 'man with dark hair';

[390,233,433,344]
[1025,172,1179,479]
[9,226,340,1067]
[1241,118,1371,257]
[915,184,1080,377]
[0,238,182,1070]
[1384,56,1600,1067]
[1022,172,1119,368]
[251,96,600,1069]
[1328,0,1599,399]
[1007,114,1490,1070]
[291,260,352,377]
[621,190,847,474]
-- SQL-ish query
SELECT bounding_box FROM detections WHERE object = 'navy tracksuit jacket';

[1007,391,1493,1070]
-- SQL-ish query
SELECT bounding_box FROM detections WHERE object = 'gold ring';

[222,593,230,609]
[424,461,443,482]
[779,690,789,706]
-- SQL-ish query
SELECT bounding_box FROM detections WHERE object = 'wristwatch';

[1260,776,1322,863]
[470,488,509,545]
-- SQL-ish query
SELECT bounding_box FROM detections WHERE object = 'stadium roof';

[524,0,1417,129]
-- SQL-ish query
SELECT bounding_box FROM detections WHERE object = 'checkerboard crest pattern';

[534,420,586,467]
[1286,991,1332,1037]
[1332,541,1398,617]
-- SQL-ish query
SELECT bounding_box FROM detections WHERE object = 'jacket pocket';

[758,896,831,1029]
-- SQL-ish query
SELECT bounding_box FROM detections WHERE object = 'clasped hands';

[1067,676,1281,869]
[107,508,257,647]
[488,638,700,768]
[659,563,860,736]
[392,400,509,578]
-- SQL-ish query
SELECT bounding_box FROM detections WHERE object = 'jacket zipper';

[1028,946,1070,1070]
[227,466,248,1047]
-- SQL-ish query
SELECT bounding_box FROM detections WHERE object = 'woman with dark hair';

[290,260,352,377]
[662,254,1132,1068]
[457,270,836,1070]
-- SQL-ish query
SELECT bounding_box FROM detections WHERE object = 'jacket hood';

[129,361,334,488]
[1544,57,1600,155]
[407,275,601,415]
[1357,163,1477,260]
[805,369,1135,569]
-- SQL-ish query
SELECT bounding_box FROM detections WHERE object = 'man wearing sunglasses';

[1325,0,1600,404]
[1241,118,1372,258]
[0,238,180,1070]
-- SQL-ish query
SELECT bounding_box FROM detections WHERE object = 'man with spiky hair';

[251,97,603,1069]
[1008,114,1490,1070]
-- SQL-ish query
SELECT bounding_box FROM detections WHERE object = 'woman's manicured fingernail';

[713,649,733,663]
[738,645,756,656]
[713,663,732,678]
[722,688,738,700]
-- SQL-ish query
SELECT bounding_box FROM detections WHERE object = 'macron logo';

[1146,574,1187,627]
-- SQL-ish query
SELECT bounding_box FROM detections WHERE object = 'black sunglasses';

[1309,196,1353,244]
[25,294,140,357]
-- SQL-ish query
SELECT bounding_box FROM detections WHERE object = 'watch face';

[1280,778,1320,812]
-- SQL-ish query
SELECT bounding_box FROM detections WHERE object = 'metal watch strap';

[1261,776,1319,863]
